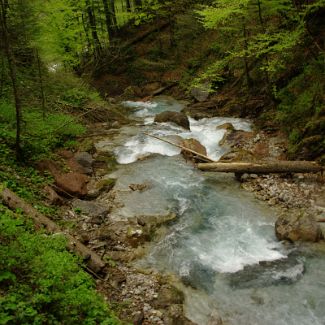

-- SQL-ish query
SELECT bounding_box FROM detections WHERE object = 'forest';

[0,0,324,324]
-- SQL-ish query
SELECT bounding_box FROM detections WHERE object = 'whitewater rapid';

[97,97,325,325]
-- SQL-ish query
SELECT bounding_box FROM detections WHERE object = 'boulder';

[36,159,60,176]
[275,212,323,242]
[122,85,143,99]
[181,138,207,161]
[163,304,195,325]
[87,178,116,199]
[217,123,235,131]
[55,172,89,197]
[220,149,254,162]
[154,111,190,130]
[142,82,162,96]
[190,83,210,102]
[153,285,184,308]
[74,152,94,174]
[219,130,254,147]
[129,183,149,192]
[43,185,64,206]
[207,311,223,325]
[72,199,110,218]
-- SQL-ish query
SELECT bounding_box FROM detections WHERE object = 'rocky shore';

[37,119,195,325]
[36,92,324,325]
[206,121,325,243]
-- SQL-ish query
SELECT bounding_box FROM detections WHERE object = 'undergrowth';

[276,54,325,160]
[0,205,121,325]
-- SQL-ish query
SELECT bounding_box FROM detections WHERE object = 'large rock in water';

[181,138,207,161]
[154,111,190,130]
[275,212,322,242]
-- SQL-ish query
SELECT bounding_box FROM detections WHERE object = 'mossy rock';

[153,285,185,308]
[78,139,96,153]
[96,178,116,190]
[94,152,118,172]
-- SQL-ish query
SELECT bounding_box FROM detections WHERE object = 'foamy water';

[116,100,251,163]
[103,97,325,325]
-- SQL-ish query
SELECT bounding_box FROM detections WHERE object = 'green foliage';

[45,70,102,109]
[0,101,85,159]
[198,0,250,27]
[0,205,121,324]
[193,0,325,158]
[276,55,325,157]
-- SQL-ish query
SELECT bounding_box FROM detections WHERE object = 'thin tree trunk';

[36,49,46,118]
[102,0,113,37]
[81,12,92,50]
[109,0,117,27]
[257,0,264,29]
[125,0,131,12]
[0,0,22,160]
[134,0,142,8]
[85,0,101,57]
[243,23,252,89]
[144,132,214,163]
[256,0,271,93]
[0,55,5,96]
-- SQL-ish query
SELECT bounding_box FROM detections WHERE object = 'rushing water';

[98,97,325,325]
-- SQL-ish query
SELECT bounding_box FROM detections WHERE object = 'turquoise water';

[103,97,325,325]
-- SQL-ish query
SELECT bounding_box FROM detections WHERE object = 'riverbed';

[96,96,325,325]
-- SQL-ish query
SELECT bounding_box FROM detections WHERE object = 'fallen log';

[0,187,105,273]
[123,22,169,48]
[144,132,215,163]
[197,161,323,174]
[151,82,177,96]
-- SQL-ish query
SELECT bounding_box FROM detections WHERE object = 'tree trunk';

[109,0,117,27]
[36,49,46,118]
[102,0,113,37]
[125,0,131,12]
[134,0,142,8]
[197,161,323,174]
[81,12,92,50]
[0,55,5,96]
[85,0,101,57]
[242,23,252,89]
[0,187,106,273]
[0,0,22,160]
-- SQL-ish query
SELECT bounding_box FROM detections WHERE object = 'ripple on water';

[107,97,325,325]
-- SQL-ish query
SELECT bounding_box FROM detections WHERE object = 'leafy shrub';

[45,71,102,109]
[0,206,121,325]
[0,101,85,159]
[276,55,325,157]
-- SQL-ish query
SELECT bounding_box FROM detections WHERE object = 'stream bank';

[40,96,325,325]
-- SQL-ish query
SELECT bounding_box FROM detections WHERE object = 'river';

[96,96,325,325]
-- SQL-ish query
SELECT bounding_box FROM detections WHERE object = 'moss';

[94,152,118,172]
[96,178,116,191]
[78,139,96,153]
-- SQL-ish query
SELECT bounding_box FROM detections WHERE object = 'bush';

[276,55,325,158]
[0,101,86,159]
[0,205,121,325]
